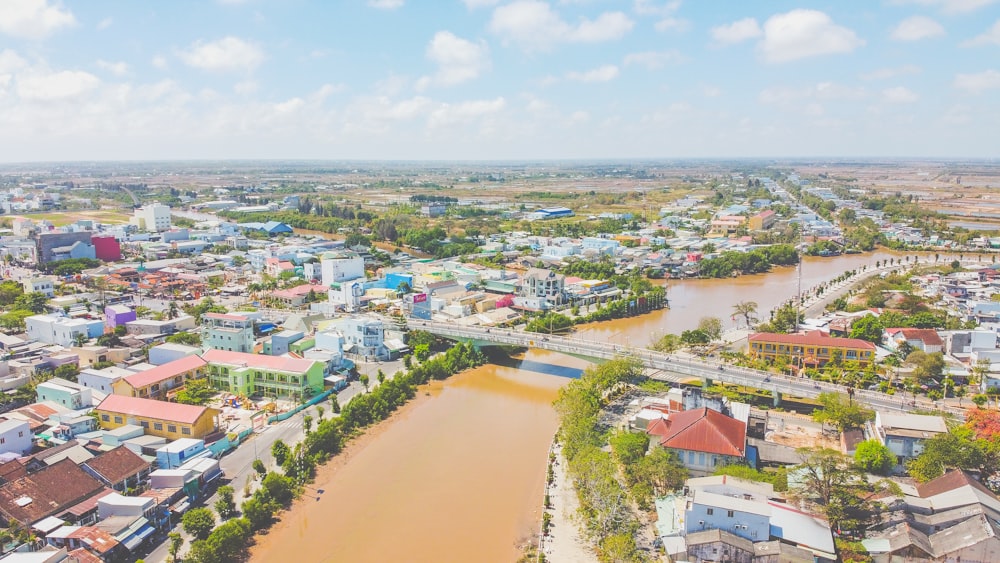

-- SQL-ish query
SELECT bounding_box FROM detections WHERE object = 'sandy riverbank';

[542,442,597,563]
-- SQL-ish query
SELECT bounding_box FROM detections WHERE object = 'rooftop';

[201,348,319,374]
[83,446,149,486]
[749,331,876,350]
[0,458,105,524]
[96,395,218,425]
[647,407,747,458]
[120,354,206,389]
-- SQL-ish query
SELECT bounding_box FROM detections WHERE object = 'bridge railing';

[408,320,965,418]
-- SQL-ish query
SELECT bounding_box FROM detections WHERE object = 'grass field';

[14,210,132,226]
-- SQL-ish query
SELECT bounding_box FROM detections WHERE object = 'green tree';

[271,440,290,467]
[698,316,723,341]
[175,379,216,405]
[905,350,945,382]
[167,532,183,563]
[854,439,895,475]
[242,495,277,531]
[907,426,987,482]
[812,392,874,432]
[651,333,681,353]
[609,430,649,466]
[166,331,202,346]
[261,471,295,506]
[733,300,758,329]
[53,363,80,382]
[13,292,49,314]
[848,315,883,343]
[359,374,369,392]
[181,507,216,541]
[252,459,266,477]
[214,485,236,519]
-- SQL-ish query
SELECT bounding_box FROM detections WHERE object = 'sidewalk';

[542,442,596,563]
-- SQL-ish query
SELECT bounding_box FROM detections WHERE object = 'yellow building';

[94,395,220,440]
[111,355,207,400]
[748,331,876,367]
[748,210,777,231]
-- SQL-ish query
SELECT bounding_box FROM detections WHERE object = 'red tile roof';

[121,355,206,390]
[916,470,995,499]
[0,459,106,525]
[96,395,218,426]
[82,446,150,486]
[885,328,944,347]
[67,547,105,563]
[201,348,318,374]
[646,407,747,457]
[748,331,875,350]
[67,526,120,555]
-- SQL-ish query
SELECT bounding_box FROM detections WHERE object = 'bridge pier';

[703,378,713,389]
[773,392,782,407]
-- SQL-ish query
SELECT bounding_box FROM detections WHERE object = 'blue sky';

[0,0,998,161]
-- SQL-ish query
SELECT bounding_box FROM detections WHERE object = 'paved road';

[410,320,965,418]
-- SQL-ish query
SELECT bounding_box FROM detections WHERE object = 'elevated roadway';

[408,320,965,418]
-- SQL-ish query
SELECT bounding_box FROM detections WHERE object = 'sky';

[0,0,999,162]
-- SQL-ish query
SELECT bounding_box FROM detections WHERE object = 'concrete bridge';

[408,320,965,418]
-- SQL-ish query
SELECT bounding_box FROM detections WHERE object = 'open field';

[11,210,132,226]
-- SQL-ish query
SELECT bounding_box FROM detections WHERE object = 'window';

[114,416,123,424]
[706,508,714,515]
[18,431,23,438]
[727,510,734,518]
[167,425,177,433]
[140,421,149,428]
[182,427,191,435]
[102,414,110,422]
[153,423,163,431]
[698,453,706,465]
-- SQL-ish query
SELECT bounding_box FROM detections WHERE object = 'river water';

[251,249,951,562]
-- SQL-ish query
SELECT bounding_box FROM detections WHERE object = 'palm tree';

[733,301,758,329]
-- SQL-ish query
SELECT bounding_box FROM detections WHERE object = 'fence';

[266,388,335,424]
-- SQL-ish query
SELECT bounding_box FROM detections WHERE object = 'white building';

[326,316,387,360]
[78,366,130,395]
[22,276,55,297]
[320,250,365,286]
[25,314,104,347]
[0,417,32,455]
[35,378,96,409]
[131,203,172,233]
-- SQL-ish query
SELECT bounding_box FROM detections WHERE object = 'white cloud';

[710,17,762,45]
[759,9,864,63]
[234,80,258,95]
[566,64,619,82]
[96,60,128,76]
[488,0,633,51]
[891,16,945,41]
[420,31,490,88]
[860,64,921,80]
[462,0,500,7]
[0,0,76,40]
[654,18,689,32]
[962,20,1000,46]
[882,86,919,103]
[17,69,99,101]
[889,0,998,14]
[759,82,867,104]
[702,85,722,97]
[623,50,684,69]
[633,0,682,16]
[954,69,1000,94]
[179,37,264,72]
[96,17,112,30]
[152,55,168,70]
[429,97,505,127]
[368,0,404,10]
[0,49,28,74]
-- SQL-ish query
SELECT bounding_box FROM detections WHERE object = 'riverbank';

[542,441,597,563]
[250,362,567,562]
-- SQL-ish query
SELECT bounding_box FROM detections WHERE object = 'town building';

[883,328,944,353]
[91,235,122,262]
[131,203,172,233]
[104,305,136,331]
[94,395,220,440]
[34,231,95,264]
[324,316,387,360]
[518,268,565,308]
[201,349,326,398]
[0,418,33,456]
[320,250,365,286]
[646,407,747,476]
[22,276,55,297]
[748,210,777,231]
[421,202,447,217]
[80,446,150,493]
[200,312,254,353]
[35,378,97,410]
[111,355,207,400]
[0,458,106,526]
[869,411,948,468]
[26,315,105,347]
[748,331,877,367]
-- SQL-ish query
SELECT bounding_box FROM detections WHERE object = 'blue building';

[237,221,294,235]
[531,207,574,220]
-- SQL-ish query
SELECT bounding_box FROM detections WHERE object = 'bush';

[181,507,216,541]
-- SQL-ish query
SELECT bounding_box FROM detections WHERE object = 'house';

[320,250,365,285]
[155,438,208,470]
[865,471,1000,561]
[104,305,136,331]
[201,349,326,398]
[324,316,387,360]
[421,202,447,217]
[111,355,207,400]
[518,268,565,308]
[270,283,328,307]
[748,331,876,367]
[747,210,777,231]
[45,525,124,561]
[147,343,201,366]
[94,395,220,440]
[35,378,97,410]
[0,458,106,526]
[78,367,130,395]
[81,446,150,493]
[0,418,33,456]
[22,276,55,298]
[25,315,105,347]
[883,328,944,353]
[201,312,254,353]
[869,411,947,467]
[647,407,747,475]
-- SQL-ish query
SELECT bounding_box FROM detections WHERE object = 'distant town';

[0,160,1000,562]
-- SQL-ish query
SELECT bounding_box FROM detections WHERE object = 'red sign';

[413,293,427,303]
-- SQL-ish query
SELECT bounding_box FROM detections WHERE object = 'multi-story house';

[869,411,947,468]
[26,314,105,347]
[748,331,876,367]
[325,316,387,360]
[111,355,207,400]
[201,313,254,353]
[646,407,747,476]
[201,349,326,399]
